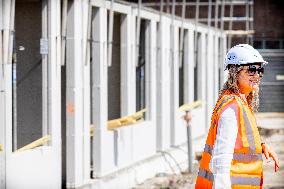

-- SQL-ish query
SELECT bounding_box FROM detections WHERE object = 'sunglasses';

[244,65,264,77]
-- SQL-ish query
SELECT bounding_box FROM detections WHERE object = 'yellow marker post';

[0,144,3,152]
[16,135,51,152]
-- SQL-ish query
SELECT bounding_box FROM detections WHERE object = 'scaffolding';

[143,0,254,48]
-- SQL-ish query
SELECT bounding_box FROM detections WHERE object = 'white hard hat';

[224,44,268,69]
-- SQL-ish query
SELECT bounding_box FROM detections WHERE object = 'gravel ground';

[133,113,284,189]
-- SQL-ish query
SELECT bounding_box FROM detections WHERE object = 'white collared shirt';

[209,106,238,189]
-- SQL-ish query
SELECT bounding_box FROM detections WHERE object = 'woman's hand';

[262,143,280,172]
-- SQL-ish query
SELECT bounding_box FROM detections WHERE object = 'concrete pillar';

[66,0,90,187]
[48,0,62,186]
[0,64,12,189]
[116,13,135,168]
[147,20,157,122]
[214,34,220,100]
[206,32,214,128]
[199,32,207,133]
[184,29,195,105]
[156,16,171,151]
[221,34,227,86]
[0,1,15,188]
[170,25,179,146]
[91,6,115,177]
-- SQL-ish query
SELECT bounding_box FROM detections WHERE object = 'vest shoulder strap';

[214,95,238,114]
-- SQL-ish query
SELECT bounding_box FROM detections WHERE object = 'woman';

[195,44,280,189]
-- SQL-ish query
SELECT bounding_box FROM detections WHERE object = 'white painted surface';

[156,16,172,151]
[91,6,116,177]
[88,133,206,189]
[6,148,60,189]
[3,1,62,188]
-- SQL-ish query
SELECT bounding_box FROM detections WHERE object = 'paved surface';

[258,113,284,189]
[133,113,284,189]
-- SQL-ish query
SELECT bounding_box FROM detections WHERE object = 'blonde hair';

[219,65,260,112]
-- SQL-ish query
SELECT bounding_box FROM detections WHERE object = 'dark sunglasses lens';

[259,67,264,77]
[248,66,257,75]
[248,65,264,77]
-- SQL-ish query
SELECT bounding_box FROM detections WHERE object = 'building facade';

[1,0,226,188]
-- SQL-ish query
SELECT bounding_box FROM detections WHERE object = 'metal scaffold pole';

[61,0,67,66]
[194,0,199,69]
[179,0,186,68]
[166,0,170,13]
[207,0,212,28]
[136,0,142,66]
[220,0,225,31]
[228,0,234,48]
[12,31,17,151]
[10,0,17,151]
[160,0,164,13]
[245,0,249,44]
[249,0,254,45]
[214,0,219,28]
[186,111,193,173]
[170,0,176,77]
[42,0,48,137]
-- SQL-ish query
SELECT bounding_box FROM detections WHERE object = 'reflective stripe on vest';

[203,144,262,162]
[215,96,234,113]
[204,144,212,155]
[198,168,213,181]
[235,98,256,153]
[231,176,261,186]
[198,169,261,186]
[233,153,262,162]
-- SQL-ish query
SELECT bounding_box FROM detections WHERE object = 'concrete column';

[170,25,179,146]
[148,20,157,125]
[82,0,91,182]
[184,29,194,104]
[66,0,87,187]
[48,0,62,186]
[214,35,220,100]
[197,32,206,103]
[221,34,227,85]
[0,65,5,188]
[0,64,12,189]
[116,13,135,168]
[206,32,214,128]
[92,6,115,177]
[199,32,207,133]
[156,16,171,151]
[0,1,14,188]
[121,13,135,116]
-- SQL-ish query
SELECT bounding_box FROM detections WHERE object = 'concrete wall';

[3,1,62,188]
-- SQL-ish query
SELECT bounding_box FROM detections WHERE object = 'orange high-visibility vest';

[195,92,263,189]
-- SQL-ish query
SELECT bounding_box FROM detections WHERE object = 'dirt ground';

[133,113,284,189]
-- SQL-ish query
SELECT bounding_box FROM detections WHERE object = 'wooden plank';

[225,30,254,35]
[16,135,51,152]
